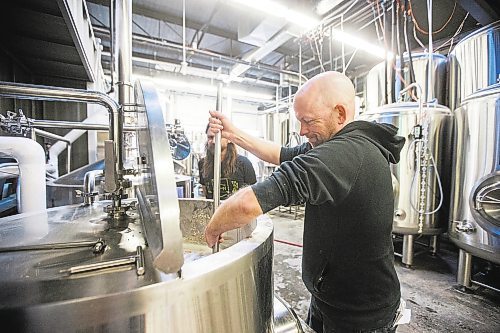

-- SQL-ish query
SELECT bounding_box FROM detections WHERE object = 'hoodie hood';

[334,120,405,164]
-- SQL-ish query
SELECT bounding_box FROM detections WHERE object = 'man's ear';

[335,105,347,124]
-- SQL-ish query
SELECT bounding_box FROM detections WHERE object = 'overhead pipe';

[93,26,308,81]
[0,137,46,214]
[181,0,187,73]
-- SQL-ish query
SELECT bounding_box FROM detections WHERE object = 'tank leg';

[429,235,438,256]
[457,249,472,289]
[402,235,414,267]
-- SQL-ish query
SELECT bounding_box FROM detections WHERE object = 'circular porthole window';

[470,173,500,237]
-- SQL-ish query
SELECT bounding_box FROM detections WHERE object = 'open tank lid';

[462,82,500,103]
[134,80,184,274]
[362,102,451,116]
[452,19,500,51]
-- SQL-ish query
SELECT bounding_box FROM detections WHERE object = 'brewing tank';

[449,84,500,266]
[360,103,454,235]
[364,53,448,111]
[448,20,500,111]
[0,80,307,332]
[0,199,276,333]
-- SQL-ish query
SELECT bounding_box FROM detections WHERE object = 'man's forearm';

[205,187,263,247]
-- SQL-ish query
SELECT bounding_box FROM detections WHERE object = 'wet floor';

[271,209,500,333]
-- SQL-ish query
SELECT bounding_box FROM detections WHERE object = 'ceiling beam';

[456,0,500,26]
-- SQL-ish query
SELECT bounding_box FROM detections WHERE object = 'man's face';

[207,134,229,152]
[294,97,340,147]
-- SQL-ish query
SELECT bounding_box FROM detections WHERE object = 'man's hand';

[208,110,237,140]
[205,225,223,248]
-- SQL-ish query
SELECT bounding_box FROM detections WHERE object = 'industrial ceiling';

[1,0,499,92]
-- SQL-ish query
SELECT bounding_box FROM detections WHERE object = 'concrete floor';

[270,209,500,333]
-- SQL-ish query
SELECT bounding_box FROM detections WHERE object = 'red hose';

[274,239,303,248]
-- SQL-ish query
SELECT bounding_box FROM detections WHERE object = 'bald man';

[205,71,405,333]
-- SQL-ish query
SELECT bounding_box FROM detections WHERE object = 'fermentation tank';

[449,84,500,289]
[360,102,454,266]
[0,81,307,332]
[448,20,500,111]
[364,53,448,111]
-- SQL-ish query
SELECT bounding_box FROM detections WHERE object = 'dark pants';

[306,297,398,333]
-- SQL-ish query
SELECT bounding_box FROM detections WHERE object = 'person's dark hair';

[202,123,238,178]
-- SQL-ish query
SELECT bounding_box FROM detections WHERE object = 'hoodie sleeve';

[280,142,312,162]
[252,138,364,213]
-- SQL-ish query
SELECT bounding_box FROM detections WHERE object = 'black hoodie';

[252,120,405,330]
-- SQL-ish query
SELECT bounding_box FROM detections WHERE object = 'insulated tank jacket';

[252,120,405,330]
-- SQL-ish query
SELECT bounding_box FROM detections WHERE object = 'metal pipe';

[0,81,123,196]
[83,170,103,205]
[33,119,110,130]
[115,0,133,112]
[426,0,433,102]
[33,128,72,174]
[109,0,133,216]
[181,0,187,71]
[299,43,302,87]
[108,0,115,94]
[136,246,145,276]
[62,255,137,274]
[212,83,223,254]
[457,249,472,288]
[0,239,105,253]
[402,234,414,267]
[31,119,139,131]
[383,0,388,105]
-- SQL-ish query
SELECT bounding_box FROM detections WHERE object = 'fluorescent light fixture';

[134,75,275,101]
[332,29,394,60]
[229,0,320,30]
[228,0,392,60]
[316,0,343,15]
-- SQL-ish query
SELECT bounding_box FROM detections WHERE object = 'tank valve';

[454,220,476,233]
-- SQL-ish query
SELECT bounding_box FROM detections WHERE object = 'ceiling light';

[332,29,394,60]
[316,0,342,15]
[134,75,275,101]
[229,0,320,30]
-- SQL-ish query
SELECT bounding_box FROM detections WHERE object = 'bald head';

[296,71,355,121]
[293,71,356,146]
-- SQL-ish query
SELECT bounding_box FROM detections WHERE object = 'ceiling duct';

[238,15,287,47]
[231,16,293,81]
